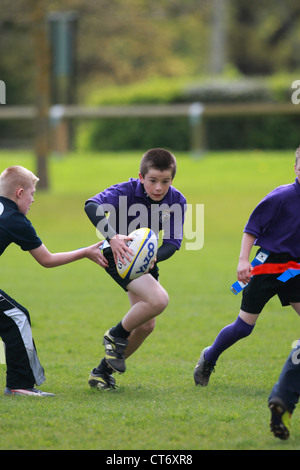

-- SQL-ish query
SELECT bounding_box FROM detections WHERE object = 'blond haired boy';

[0,166,107,396]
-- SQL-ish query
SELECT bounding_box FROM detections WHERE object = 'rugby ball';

[117,228,158,281]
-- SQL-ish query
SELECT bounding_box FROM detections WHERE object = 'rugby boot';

[269,398,291,440]
[88,369,116,391]
[194,347,215,386]
[4,387,55,397]
[103,329,128,373]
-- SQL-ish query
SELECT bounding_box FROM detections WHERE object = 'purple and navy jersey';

[87,178,187,250]
[244,178,300,257]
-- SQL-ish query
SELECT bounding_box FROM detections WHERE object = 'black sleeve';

[84,201,117,240]
[156,242,177,263]
[13,213,42,251]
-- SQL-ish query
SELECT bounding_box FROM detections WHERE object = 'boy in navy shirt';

[85,148,186,390]
[194,148,300,387]
[0,165,107,396]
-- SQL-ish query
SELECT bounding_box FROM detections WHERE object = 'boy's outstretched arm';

[29,241,108,268]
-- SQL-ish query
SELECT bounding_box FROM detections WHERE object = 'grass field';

[0,149,299,451]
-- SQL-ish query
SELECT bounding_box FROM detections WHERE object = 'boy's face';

[139,168,173,201]
[295,159,300,183]
[16,184,36,215]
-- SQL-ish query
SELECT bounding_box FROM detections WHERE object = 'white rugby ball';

[117,228,158,281]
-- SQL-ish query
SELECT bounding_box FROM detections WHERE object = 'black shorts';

[241,251,300,314]
[103,247,159,292]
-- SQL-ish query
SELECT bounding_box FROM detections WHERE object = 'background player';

[194,147,300,387]
[268,340,300,440]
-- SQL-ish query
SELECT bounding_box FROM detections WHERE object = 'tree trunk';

[30,0,50,190]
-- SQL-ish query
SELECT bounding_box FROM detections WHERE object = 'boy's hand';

[86,241,109,268]
[237,259,253,284]
[148,256,157,272]
[109,234,134,266]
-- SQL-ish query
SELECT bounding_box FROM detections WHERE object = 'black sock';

[94,358,113,375]
[110,321,130,339]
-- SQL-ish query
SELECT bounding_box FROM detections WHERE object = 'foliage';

[84,73,299,107]
[229,0,300,75]
[75,74,300,152]
[2,1,300,151]
[1,0,300,102]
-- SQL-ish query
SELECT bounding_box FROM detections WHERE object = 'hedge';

[76,75,300,151]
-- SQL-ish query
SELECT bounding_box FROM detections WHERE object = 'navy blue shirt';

[0,196,42,255]
[244,178,300,257]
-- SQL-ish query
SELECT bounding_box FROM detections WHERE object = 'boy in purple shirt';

[194,148,300,387]
[85,148,186,390]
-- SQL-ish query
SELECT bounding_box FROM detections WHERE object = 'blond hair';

[0,166,39,198]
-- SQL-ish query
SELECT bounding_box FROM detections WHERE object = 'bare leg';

[123,275,168,358]
[125,319,156,358]
[122,274,168,332]
[290,302,300,317]
[238,309,259,325]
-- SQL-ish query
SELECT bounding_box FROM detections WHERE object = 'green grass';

[0,149,299,450]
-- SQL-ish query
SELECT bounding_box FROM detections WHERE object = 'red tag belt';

[251,261,300,276]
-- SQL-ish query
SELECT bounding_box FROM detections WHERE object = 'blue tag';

[230,249,270,295]
[230,280,247,295]
[277,268,300,283]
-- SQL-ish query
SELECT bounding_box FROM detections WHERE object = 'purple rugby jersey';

[244,178,300,257]
[87,178,187,250]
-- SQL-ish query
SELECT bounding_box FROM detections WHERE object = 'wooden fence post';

[189,103,205,157]
[30,0,50,190]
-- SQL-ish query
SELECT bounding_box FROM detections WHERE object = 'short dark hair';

[140,148,177,178]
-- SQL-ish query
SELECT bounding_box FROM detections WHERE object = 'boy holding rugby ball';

[85,148,186,390]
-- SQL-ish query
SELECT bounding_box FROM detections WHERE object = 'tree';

[28,0,50,190]
[210,0,228,74]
